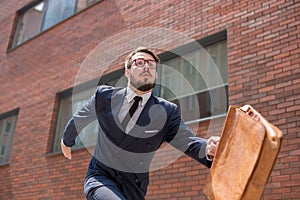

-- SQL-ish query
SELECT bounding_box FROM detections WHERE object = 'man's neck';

[129,85,152,95]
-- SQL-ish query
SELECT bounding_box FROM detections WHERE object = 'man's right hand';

[206,136,220,161]
[61,140,72,159]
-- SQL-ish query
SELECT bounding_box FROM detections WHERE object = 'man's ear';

[124,68,130,78]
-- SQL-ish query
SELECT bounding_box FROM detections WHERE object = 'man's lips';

[140,72,152,77]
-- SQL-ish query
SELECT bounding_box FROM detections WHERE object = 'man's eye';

[136,61,144,66]
[149,62,155,67]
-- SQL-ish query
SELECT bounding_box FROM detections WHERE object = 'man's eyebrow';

[134,57,155,60]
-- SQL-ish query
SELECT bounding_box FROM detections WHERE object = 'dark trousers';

[85,176,127,200]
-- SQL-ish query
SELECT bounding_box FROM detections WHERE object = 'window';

[157,31,228,122]
[11,0,101,48]
[52,32,227,152]
[52,70,125,153]
[0,109,19,165]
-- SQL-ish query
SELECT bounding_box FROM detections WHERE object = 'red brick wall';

[0,0,299,199]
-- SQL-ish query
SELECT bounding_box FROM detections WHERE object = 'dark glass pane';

[13,1,45,46]
[41,0,76,31]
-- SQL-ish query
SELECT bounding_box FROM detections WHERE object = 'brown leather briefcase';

[203,105,283,200]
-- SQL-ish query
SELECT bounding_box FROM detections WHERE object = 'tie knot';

[133,96,142,103]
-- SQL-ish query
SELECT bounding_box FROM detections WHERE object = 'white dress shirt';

[118,87,151,133]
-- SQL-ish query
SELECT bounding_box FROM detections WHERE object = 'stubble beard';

[130,76,156,92]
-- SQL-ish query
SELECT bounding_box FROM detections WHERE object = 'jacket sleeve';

[61,91,97,147]
[165,104,213,168]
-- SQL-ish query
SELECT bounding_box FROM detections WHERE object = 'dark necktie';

[121,96,142,129]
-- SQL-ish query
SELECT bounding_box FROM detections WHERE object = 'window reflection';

[12,0,100,48]
[160,41,228,122]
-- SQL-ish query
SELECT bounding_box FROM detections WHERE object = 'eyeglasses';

[132,58,157,69]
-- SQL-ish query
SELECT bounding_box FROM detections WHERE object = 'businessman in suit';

[61,47,220,200]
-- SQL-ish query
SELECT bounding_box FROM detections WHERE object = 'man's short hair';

[125,47,160,69]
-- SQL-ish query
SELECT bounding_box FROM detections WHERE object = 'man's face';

[125,52,158,92]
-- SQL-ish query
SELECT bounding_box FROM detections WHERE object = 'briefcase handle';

[238,105,283,148]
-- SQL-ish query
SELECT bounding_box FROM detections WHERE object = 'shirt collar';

[126,87,151,106]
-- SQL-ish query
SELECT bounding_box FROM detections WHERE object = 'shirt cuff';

[206,154,214,161]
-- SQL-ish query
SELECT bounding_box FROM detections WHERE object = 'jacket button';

[139,161,144,165]
[135,178,140,183]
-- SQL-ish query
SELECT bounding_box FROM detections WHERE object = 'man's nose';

[143,62,150,69]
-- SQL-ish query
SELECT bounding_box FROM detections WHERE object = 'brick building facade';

[0,0,299,199]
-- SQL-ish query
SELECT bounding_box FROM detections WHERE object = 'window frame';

[0,108,19,166]
[9,0,102,49]
[51,69,125,153]
[51,31,228,152]
[157,31,228,124]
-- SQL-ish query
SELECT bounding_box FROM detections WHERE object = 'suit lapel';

[119,95,163,149]
[103,88,127,144]
[110,88,126,120]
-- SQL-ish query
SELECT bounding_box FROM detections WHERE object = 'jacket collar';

[125,87,152,107]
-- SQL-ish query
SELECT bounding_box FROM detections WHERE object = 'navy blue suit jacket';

[62,85,212,199]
